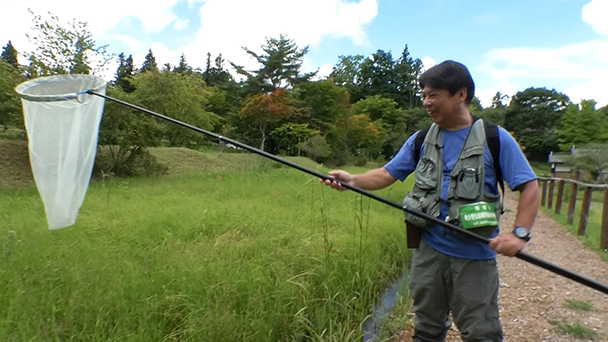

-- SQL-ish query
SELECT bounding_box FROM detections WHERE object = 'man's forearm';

[514,180,540,229]
[352,167,396,190]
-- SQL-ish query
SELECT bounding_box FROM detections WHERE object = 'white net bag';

[16,75,107,230]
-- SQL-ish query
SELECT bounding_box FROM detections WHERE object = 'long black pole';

[89,91,608,296]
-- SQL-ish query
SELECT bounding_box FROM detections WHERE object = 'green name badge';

[458,202,498,229]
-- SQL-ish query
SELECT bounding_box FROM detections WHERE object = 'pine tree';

[140,49,158,73]
[115,52,135,92]
[1,40,19,69]
[173,53,192,74]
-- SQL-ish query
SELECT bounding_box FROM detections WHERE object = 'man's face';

[421,86,465,126]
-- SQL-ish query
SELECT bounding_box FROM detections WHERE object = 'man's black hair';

[419,60,475,105]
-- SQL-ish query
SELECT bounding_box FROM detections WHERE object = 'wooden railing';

[538,177,608,250]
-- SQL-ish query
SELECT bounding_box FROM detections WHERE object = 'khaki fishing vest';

[403,119,502,238]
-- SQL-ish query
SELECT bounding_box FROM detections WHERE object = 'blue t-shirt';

[385,125,537,259]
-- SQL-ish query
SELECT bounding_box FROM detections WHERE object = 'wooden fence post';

[568,182,578,225]
[548,179,555,209]
[555,180,565,214]
[541,179,548,207]
[578,186,592,235]
[601,187,608,250]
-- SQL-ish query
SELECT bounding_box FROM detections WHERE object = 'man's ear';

[458,87,468,103]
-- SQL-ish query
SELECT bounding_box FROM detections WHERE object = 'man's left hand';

[489,233,527,257]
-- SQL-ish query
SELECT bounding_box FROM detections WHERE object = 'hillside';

[0,140,324,191]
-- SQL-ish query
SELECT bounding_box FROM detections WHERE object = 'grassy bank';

[0,150,413,341]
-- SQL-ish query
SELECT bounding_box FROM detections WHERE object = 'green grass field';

[0,147,414,341]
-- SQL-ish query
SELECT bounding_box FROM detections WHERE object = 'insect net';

[15,75,107,230]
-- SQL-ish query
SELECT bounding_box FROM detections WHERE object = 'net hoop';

[16,74,106,102]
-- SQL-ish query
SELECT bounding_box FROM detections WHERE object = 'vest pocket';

[453,167,482,200]
[414,157,438,190]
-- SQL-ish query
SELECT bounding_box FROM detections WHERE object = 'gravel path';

[393,190,608,341]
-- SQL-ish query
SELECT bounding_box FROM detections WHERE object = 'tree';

[0,60,23,131]
[558,100,602,150]
[330,46,423,107]
[231,34,316,94]
[490,91,509,109]
[173,53,192,75]
[268,123,318,155]
[468,96,483,115]
[337,113,381,163]
[114,53,135,93]
[96,86,166,177]
[391,45,423,108]
[297,135,332,162]
[351,95,407,159]
[1,41,19,69]
[131,70,219,147]
[504,87,570,160]
[291,79,351,131]
[26,10,112,77]
[565,143,608,181]
[203,53,234,88]
[140,49,158,73]
[330,54,366,103]
[239,88,297,150]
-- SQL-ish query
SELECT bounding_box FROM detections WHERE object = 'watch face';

[514,226,530,240]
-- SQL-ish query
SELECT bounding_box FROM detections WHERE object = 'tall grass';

[0,162,412,341]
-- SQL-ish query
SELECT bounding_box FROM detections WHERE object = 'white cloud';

[421,57,436,72]
[173,19,189,30]
[474,1,608,108]
[180,0,378,73]
[582,0,608,35]
[479,38,608,107]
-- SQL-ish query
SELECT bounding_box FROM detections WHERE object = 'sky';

[1,0,607,108]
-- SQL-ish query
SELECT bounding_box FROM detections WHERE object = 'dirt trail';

[394,190,608,341]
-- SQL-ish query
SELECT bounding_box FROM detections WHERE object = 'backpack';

[413,116,505,195]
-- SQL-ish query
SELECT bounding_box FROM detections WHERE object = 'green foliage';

[130,70,220,147]
[173,53,192,75]
[269,122,318,155]
[239,88,297,150]
[565,143,608,181]
[203,53,234,88]
[25,10,113,77]
[504,87,571,160]
[330,46,423,108]
[114,52,135,93]
[352,95,407,159]
[1,40,19,69]
[292,79,351,130]
[558,100,604,150]
[96,86,166,177]
[297,135,332,162]
[0,60,23,132]
[140,49,159,73]
[477,107,506,126]
[468,96,483,115]
[403,106,432,136]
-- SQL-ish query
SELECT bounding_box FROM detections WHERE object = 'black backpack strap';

[413,126,430,164]
[480,118,504,195]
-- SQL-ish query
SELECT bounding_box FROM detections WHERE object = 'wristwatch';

[513,226,531,242]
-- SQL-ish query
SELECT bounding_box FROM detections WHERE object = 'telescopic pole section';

[88,91,608,296]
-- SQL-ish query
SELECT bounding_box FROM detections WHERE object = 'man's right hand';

[320,170,354,191]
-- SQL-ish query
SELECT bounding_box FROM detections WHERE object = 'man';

[321,60,539,342]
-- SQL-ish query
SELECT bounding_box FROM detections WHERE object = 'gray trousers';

[410,239,503,342]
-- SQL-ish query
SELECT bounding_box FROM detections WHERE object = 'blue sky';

[1,0,607,107]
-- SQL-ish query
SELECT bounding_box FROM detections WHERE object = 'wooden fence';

[538,177,608,250]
